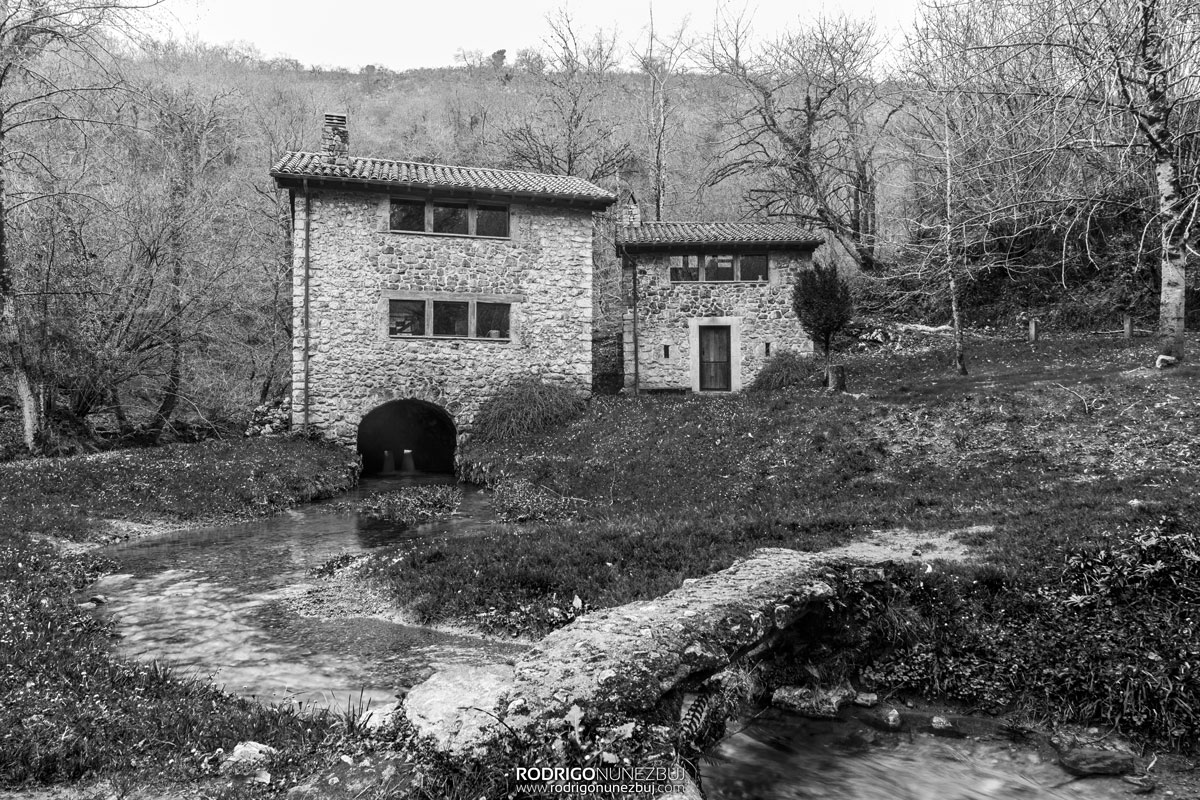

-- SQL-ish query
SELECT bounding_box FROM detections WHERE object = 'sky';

[146,0,918,72]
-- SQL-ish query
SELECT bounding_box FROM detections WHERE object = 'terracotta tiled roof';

[617,221,822,248]
[271,152,616,202]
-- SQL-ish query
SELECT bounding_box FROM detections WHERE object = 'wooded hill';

[0,1,1197,455]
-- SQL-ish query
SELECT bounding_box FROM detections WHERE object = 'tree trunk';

[147,117,195,440]
[943,114,968,376]
[0,125,41,451]
[112,387,133,437]
[948,268,968,375]
[826,364,846,393]
[1138,2,1188,361]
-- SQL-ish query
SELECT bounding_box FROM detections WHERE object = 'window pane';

[388,299,425,336]
[432,301,469,336]
[433,202,469,234]
[476,205,509,237]
[476,302,510,338]
[705,255,734,281]
[670,255,699,282]
[740,254,768,281]
[389,199,424,232]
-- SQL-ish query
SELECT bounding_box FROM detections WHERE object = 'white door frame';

[688,316,742,392]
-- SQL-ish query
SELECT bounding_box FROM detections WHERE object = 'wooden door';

[699,325,732,391]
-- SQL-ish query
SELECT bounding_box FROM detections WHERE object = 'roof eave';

[271,171,615,211]
[617,238,824,255]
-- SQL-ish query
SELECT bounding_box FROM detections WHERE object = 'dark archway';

[357,399,456,475]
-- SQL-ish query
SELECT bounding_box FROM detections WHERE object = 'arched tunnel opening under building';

[356,399,457,476]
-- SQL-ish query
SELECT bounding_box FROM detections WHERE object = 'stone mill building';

[271,114,616,473]
[272,114,823,473]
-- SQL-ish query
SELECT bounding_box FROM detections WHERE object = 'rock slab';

[1058,747,1135,777]
[403,663,515,754]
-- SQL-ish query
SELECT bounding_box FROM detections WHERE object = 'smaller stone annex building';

[271,114,615,473]
[616,214,822,393]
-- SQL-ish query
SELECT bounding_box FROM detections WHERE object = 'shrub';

[792,262,854,358]
[746,349,820,392]
[354,485,462,526]
[491,477,582,522]
[471,378,587,442]
[862,514,1200,748]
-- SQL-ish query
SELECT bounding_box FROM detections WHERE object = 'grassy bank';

[1,435,359,543]
[1,435,360,789]
[362,333,1200,746]
[371,335,1200,633]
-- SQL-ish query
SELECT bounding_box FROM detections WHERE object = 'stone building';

[616,212,822,392]
[271,114,615,473]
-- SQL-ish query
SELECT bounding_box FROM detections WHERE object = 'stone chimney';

[621,193,641,228]
[321,113,349,167]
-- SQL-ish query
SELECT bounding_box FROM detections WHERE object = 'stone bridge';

[402,530,973,756]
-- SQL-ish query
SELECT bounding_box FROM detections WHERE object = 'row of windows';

[670,254,769,283]
[388,298,511,339]
[389,199,510,238]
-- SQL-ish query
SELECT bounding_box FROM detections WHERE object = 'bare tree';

[501,9,633,182]
[906,0,1200,363]
[1065,0,1200,360]
[633,10,692,220]
[0,0,158,452]
[706,13,902,270]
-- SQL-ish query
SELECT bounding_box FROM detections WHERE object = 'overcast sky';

[145,0,917,72]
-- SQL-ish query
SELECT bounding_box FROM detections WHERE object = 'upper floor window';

[389,198,510,238]
[389,297,511,340]
[670,253,770,283]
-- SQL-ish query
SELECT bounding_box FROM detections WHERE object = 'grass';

[0,435,361,789]
[0,434,360,541]
[371,333,1200,645]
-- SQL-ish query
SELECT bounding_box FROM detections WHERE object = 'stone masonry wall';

[622,252,814,391]
[292,191,597,443]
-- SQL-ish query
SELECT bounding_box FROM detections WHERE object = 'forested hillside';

[0,0,1196,456]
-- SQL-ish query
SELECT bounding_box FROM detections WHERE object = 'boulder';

[403,663,514,754]
[1058,747,1135,777]
[219,741,278,782]
[860,707,903,731]
[927,715,962,738]
[771,685,854,719]
[357,701,403,734]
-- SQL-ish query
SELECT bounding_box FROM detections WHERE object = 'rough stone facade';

[292,191,600,442]
[622,252,815,392]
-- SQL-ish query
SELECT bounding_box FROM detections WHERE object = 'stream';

[701,711,1131,799]
[92,476,526,710]
[92,481,1134,798]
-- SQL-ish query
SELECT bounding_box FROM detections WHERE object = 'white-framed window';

[670,253,769,283]
[387,296,512,340]
[388,198,510,238]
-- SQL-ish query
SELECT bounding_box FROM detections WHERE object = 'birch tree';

[633,13,692,220]
[1065,0,1200,361]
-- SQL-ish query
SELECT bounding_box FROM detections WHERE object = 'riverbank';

[366,332,1200,754]
[0,436,362,791]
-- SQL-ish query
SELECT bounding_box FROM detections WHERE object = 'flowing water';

[93,484,1135,797]
[702,711,1131,799]
[92,476,526,710]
